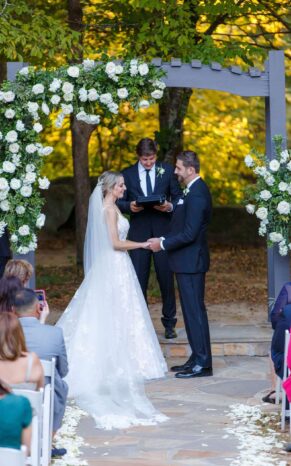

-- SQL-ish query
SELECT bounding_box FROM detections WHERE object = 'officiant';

[118,138,182,339]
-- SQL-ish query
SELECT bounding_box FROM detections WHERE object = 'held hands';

[130,201,144,213]
[147,238,162,252]
[154,201,173,212]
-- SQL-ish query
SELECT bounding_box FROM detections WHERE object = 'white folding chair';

[12,389,44,466]
[40,358,55,466]
[281,329,291,431]
[275,375,281,405]
[0,446,27,466]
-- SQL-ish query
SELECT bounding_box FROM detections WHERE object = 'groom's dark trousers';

[118,161,181,330]
[163,178,212,368]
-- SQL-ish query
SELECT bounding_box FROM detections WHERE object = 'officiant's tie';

[145,169,153,196]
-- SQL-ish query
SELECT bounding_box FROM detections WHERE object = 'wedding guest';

[0,276,23,313]
[0,229,11,278]
[118,138,182,339]
[4,259,33,287]
[0,378,32,452]
[14,288,68,456]
[271,304,291,380]
[0,312,44,390]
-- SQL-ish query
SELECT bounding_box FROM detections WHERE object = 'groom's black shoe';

[175,364,213,379]
[165,328,177,339]
[170,358,193,372]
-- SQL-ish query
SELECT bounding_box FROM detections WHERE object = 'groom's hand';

[148,238,162,252]
[154,201,173,212]
[130,201,144,213]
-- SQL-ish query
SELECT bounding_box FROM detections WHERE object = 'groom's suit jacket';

[163,178,212,273]
[118,161,181,240]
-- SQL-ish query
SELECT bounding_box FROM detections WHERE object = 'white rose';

[62,82,74,94]
[87,114,100,125]
[5,130,18,143]
[9,143,20,153]
[61,103,73,115]
[117,88,128,99]
[27,101,39,113]
[63,92,74,102]
[78,88,88,102]
[269,159,280,172]
[151,89,163,99]
[24,172,36,184]
[269,232,284,243]
[67,66,80,78]
[16,205,25,215]
[36,213,46,228]
[108,102,118,114]
[3,161,16,173]
[265,175,275,186]
[138,63,149,76]
[10,178,21,190]
[105,62,116,76]
[82,59,95,71]
[16,120,25,132]
[258,223,267,236]
[50,94,61,105]
[0,190,8,201]
[20,185,32,197]
[259,190,272,201]
[115,65,124,75]
[33,123,43,133]
[244,154,254,168]
[280,150,289,163]
[139,100,150,109]
[287,161,291,171]
[32,83,44,95]
[254,166,267,176]
[19,67,29,76]
[17,246,30,254]
[3,91,15,102]
[26,164,35,172]
[277,201,290,215]
[246,204,255,214]
[18,225,30,236]
[100,93,112,104]
[39,146,53,156]
[5,109,15,119]
[0,200,10,211]
[55,113,65,128]
[130,65,138,76]
[153,80,166,90]
[25,144,37,154]
[38,177,50,189]
[130,59,138,66]
[0,178,9,190]
[88,88,99,101]
[255,207,268,220]
[41,102,50,115]
[278,181,288,192]
[11,234,18,243]
[288,185,291,195]
[49,78,62,92]
[12,154,21,166]
[28,241,37,251]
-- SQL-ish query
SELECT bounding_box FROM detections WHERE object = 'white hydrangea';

[246,204,255,214]
[265,175,275,186]
[277,201,290,215]
[105,62,116,76]
[27,101,39,113]
[25,144,38,154]
[19,67,29,76]
[20,185,32,197]
[24,172,36,184]
[32,83,44,95]
[26,164,35,172]
[9,143,20,154]
[17,246,30,254]
[287,184,291,195]
[279,240,288,256]
[82,59,95,71]
[78,88,88,102]
[33,123,43,133]
[76,111,100,125]
[138,63,149,76]
[38,146,53,156]
[259,190,272,201]
[55,113,65,128]
[18,225,30,236]
[100,93,113,104]
[49,78,62,92]
[3,161,16,173]
[117,88,128,99]
[50,94,61,105]
[255,207,268,220]
[130,65,138,76]
[16,205,25,215]
[269,159,280,172]
[258,223,267,236]
[280,150,289,163]
[10,178,21,190]
[269,232,284,243]
[0,200,10,211]
[88,88,99,101]
[62,82,74,94]
[0,220,7,235]
[151,89,163,99]
[254,166,267,176]
[10,234,18,243]
[2,91,15,103]
[63,93,74,102]
[5,109,15,119]
[115,65,124,75]
[41,102,50,115]
[130,59,138,66]
[139,100,150,109]
[244,154,254,167]
[12,154,21,166]
[0,178,9,190]
[278,181,288,192]
[108,102,118,114]
[38,177,50,189]
[153,80,166,90]
[16,120,25,132]
[67,66,80,78]
[36,213,46,228]
[0,190,8,201]
[61,103,73,115]
[5,130,18,143]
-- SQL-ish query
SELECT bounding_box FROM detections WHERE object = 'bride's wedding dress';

[57,185,168,430]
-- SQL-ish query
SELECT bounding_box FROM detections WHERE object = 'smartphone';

[35,289,46,303]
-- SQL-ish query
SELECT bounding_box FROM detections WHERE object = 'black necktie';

[146,169,153,196]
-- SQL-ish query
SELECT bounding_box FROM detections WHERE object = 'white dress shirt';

[138,162,156,196]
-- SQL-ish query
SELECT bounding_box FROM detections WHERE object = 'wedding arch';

[2,50,290,307]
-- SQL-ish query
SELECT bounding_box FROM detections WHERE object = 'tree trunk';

[157,87,193,164]
[71,116,97,266]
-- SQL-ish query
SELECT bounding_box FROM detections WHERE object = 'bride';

[57,171,168,429]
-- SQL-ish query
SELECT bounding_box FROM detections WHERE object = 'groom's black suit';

[118,161,182,330]
[163,177,212,368]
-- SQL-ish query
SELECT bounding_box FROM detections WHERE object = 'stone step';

[159,323,273,358]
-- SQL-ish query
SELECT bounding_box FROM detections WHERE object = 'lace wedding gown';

[57,206,168,430]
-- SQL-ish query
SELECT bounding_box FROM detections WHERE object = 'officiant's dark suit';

[0,228,11,278]
[118,138,182,336]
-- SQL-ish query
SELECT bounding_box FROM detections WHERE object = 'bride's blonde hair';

[98,171,122,197]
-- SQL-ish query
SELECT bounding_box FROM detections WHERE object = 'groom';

[149,150,212,378]
[118,138,182,339]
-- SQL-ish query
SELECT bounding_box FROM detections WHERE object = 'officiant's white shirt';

[138,162,156,196]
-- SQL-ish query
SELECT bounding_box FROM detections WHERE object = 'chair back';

[0,446,26,466]
[40,358,55,466]
[281,329,291,431]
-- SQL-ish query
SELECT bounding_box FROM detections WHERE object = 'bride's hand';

[141,242,151,249]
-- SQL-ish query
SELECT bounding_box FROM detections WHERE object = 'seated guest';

[14,288,68,456]
[4,259,33,287]
[270,282,291,330]
[271,304,291,379]
[0,378,32,453]
[0,229,11,278]
[0,276,23,313]
[0,313,44,389]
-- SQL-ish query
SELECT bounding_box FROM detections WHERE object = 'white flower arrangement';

[245,136,291,256]
[0,57,166,252]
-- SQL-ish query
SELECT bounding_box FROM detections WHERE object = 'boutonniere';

[156,166,165,178]
[183,187,190,196]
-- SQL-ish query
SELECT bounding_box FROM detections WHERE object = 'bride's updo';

[98,171,122,197]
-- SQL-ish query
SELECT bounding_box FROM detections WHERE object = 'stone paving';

[77,355,290,466]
